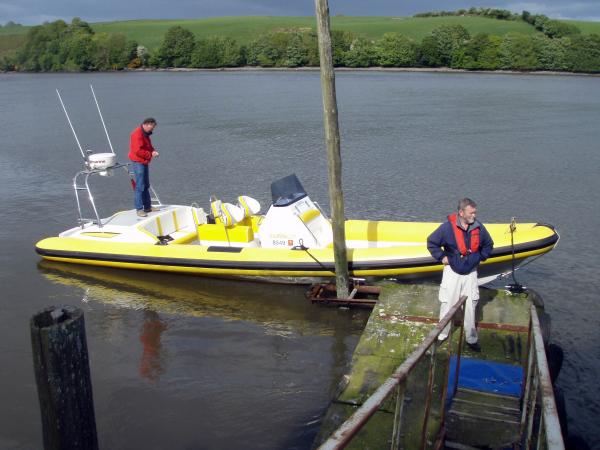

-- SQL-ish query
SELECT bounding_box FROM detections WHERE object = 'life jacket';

[448,213,480,256]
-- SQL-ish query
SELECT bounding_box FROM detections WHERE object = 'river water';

[0,70,598,449]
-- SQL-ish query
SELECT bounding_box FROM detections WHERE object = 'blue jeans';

[132,162,151,211]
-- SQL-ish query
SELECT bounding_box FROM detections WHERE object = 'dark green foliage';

[155,26,195,67]
[527,13,581,38]
[532,35,569,70]
[418,35,442,67]
[499,33,538,70]
[5,16,599,74]
[331,30,355,66]
[452,33,502,69]
[191,36,243,68]
[344,38,376,67]
[566,34,600,72]
[415,8,519,21]
[94,33,138,70]
[14,18,137,71]
[423,25,471,67]
[375,33,418,67]
[246,30,315,67]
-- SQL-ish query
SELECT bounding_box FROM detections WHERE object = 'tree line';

[2,16,600,73]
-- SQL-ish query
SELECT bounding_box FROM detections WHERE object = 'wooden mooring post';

[30,305,98,450]
[315,0,350,299]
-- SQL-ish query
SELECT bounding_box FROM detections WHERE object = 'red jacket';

[129,126,155,164]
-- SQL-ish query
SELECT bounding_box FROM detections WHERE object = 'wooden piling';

[315,0,350,299]
[30,305,98,450]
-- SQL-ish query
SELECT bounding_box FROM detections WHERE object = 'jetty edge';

[313,282,563,449]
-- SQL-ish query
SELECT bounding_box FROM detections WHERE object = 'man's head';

[142,117,157,134]
[457,198,477,225]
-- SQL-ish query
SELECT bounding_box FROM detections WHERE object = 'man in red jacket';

[129,118,159,217]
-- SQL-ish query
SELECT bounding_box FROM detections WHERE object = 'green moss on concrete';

[315,282,536,449]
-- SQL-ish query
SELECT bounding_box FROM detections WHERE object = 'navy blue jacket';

[427,218,494,275]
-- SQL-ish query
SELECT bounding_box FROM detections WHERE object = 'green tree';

[344,38,376,67]
[191,36,242,68]
[431,25,471,66]
[499,33,538,70]
[532,35,569,71]
[17,20,68,71]
[331,30,355,66]
[452,33,502,69]
[375,33,418,67]
[282,32,308,67]
[418,35,441,67]
[155,26,195,67]
[566,34,600,72]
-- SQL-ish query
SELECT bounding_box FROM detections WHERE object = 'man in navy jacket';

[427,198,494,351]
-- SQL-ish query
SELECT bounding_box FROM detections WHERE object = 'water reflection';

[37,260,369,338]
[139,310,167,382]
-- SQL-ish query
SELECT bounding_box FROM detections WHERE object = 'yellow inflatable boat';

[35,174,558,283]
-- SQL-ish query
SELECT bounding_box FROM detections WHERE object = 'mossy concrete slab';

[315,282,536,449]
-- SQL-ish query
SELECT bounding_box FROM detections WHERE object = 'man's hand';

[442,256,449,265]
[152,150,159,158]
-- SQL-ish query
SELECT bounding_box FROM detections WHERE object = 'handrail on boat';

[73,163,162,229]
[317,297,566,450]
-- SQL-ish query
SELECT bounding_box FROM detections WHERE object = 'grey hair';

[458,198,477,211]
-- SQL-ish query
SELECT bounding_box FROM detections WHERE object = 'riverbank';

[3,65,599,77]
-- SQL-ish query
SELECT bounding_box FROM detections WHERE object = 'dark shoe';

[136,210,147,217]
[466,342,481,352]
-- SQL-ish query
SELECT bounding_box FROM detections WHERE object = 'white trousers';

[438,265,480,344]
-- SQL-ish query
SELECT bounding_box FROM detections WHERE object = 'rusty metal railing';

[318,298,566,450]
[521,305,565,450]
[317,295,468,450]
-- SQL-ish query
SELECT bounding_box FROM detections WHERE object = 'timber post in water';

[30,306,99,450]
[315,0,350,299]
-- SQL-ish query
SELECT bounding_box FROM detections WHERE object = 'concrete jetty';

[314,282,540,449]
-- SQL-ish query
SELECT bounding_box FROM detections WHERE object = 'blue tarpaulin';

[447,356,523,399]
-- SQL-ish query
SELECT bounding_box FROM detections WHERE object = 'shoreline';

[2,66,599,77]
[132,66,600,77]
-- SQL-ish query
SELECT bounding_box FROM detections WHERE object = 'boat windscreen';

[270,174,308,207]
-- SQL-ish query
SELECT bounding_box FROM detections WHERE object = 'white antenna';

[90,84,116,155]
[56,89,86,160]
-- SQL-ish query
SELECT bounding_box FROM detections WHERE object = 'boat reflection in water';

[38,260,370,381]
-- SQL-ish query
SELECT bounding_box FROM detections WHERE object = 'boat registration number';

[272,239,293,247]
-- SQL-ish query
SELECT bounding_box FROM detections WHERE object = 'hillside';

[0,15,600,66]
[92,15,540,50]
[1,15,544,56]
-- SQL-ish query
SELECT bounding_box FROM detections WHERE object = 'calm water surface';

[0,70,598,449]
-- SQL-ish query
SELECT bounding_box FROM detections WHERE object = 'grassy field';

[1,15,598,57]
[564,19,600,35]
[92,15,539,50]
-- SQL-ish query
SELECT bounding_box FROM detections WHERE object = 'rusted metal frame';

[390,381,407,449]
[536,419,546,450]
[317,296,468,450]
[452,302,466,399]
[530,305,565,450]
[419,340,439,450]
[520,314,535,436]
[379,314,529,333]
[437,313,456,445]
[524,365,540,449]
